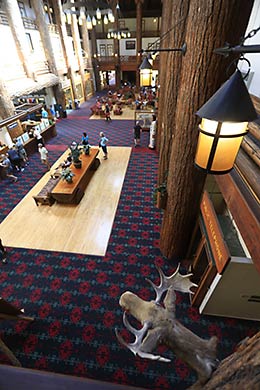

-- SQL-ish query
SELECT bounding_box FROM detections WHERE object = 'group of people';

[0,138,29,182]
[81,131,109,160]
[133,114,157,149]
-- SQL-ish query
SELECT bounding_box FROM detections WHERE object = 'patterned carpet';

[0,95,258,390]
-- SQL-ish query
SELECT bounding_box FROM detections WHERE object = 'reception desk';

[51,148,100,204]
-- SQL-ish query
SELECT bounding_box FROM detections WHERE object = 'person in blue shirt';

[99,132,109,159]
[81,132,89,145]
[41,107,48,118]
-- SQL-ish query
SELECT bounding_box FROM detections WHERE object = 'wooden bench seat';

[33,176,60,206]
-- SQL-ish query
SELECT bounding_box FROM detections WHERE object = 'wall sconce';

[195,70,257,174]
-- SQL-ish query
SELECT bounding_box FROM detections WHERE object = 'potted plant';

[83,143,91,155]
[153,171,168,209]
[60,167,75,183]
[70,141,82,169]
[153,182,167,209]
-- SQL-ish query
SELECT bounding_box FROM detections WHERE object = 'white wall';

[239,0,260,97]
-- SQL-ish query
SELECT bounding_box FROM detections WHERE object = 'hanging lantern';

[195,71,257,174]
[96,8,101,20]
[92,16,97,26]
[117,32,121,39]
[139,56,153,87]
[107,32,111,39]
[104,15,108,25]
[86,14,92,30]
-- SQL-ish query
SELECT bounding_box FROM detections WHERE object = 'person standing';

[133,121,142,147]
[105,103,111,121]
[14,138,28,165]
[38,143,50,170]
[41,107,48,118]
[99,132,109,159]
[34,127,44,145]
[0,154,18,182]
[148,114,157,149]
[81,132,89,145]
[8,147,24,171]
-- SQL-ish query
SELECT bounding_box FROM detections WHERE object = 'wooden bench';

[33,176,60,206]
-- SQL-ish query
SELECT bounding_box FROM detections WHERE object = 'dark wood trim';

[215,169,260,274]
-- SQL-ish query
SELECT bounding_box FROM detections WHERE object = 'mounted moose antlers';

[115,264,219,385]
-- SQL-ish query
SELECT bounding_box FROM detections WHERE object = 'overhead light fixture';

[96,8,101,20]
[92,15,97,26]
[108,28,131,40]
[62,1,114,26]
[195,70,257,174]
[86,14,92,29]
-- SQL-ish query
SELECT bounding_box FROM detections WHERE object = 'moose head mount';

[115,264,219,385]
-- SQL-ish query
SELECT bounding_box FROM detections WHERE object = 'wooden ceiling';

[117,0,162,18]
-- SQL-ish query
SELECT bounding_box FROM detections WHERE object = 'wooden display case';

[187,191,260,321]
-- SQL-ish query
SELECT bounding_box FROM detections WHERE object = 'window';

[18,1,27,17]
[26,33,34,51]
[107,44,113,56]
[99,44,106,57]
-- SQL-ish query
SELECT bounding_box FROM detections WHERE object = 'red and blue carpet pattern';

[0,97,259,390]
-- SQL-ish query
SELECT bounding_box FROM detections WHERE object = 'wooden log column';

[159,0,254,260]
[135,0,144,90]
[31,0,66,109]
[90,28,101,92]
[70,2,87,102]
[54,0,78,104]
[0,79,15,118]
[4,0,34,80]
[157,0,189,184]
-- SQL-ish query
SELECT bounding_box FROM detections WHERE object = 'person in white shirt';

[148,115,157,149]
[38,143,50,170]
[34,127,44,145]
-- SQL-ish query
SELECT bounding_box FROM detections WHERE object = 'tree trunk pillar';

[54,0,78,104]
[0,79,16,118]
[159,0,254,260]
[31,0,66,109]
[157,0,189,184]
[135,0,143,90]
[4,0,34,80]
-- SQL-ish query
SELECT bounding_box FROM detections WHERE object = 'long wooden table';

[51,148,100,204]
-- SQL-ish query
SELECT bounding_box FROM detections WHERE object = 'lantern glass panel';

[195,132,214,169]
[140,69,152,87]
[211,136,244,171]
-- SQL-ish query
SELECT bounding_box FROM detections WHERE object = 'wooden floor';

[0,147,131,256]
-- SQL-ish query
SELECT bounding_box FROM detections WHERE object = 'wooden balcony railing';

[0,10,8,25]
[22,17,37,30]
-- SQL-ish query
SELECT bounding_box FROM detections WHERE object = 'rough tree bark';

[157,0,190,184]
[31,0,66,109]
[135,0,143,90]
[0,79,15,118]
[71,7,87,101]
[159,0,254,260]
[4,0,34,79]
[188,332,260,390]
[54,0,78,105]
